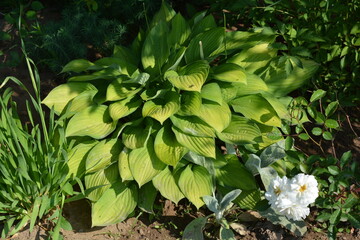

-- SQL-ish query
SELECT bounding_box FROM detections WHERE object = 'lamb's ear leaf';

[152,167,185,204]
[182,216,209,240]
[165,60,209,92]
[178,165,213,209]
[91,182,138,227]
[65,105,116,139]
[172,126,215,159]
[154,126,188,167]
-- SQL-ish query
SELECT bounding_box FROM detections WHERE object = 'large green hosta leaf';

[185,27,225,63]
[212,63,247,83]
[65,105,117,139]
[94,57,137,76]
[106,77,142,101]
[216,155,257,191]
[178,165,213,209]
[172,126,215,158]
[129,139,166,187]
[92,182,138,226]
[109,95,142,121]
[61,59,94,73]
[170,115,215,137]
[263,59,319,97]
[217,115,262,145]
[228,43,277,74]
[231,95,281,127]
[168,13,191,47]
[68,68,123,82]
[86,138,122,173]
[142,91,180,124]
[118,147,134,181]
[178,91,202,115]
[142,21,169,71]
[122,124,151,149]
[85,163,120,202]
[42,82,96,114]
[66,141,97,179]
[261,93,291,121]
[196,100,231,133]
[65,90,97,116]
[200,83,222,105]
[165,60,209,92]
[154,126,188,166]
[152,167,185,204]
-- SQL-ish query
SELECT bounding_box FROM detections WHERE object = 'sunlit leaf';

[196,100,231,132]
[212,63,247,83]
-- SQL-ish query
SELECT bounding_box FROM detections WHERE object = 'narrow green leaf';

[325,101,338,117]
[310,89,327,102]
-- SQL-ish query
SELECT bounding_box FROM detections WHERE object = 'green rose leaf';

[154,126,188,166]
[165,60,210,92]
[42,82,96,114]
[92,182,138,227]
[178,165,213,209]
[152,166,185,204]
[129,139,166,187]
[65,105,117,139]
[172,126,215,159]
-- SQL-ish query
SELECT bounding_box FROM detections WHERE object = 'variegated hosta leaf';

[168,13,191,47]
[86,138,122,173]
[217,115,262,145]
[85,163,120,202]
[172,126,215,158]
[165,60,210,92]
[231,95,281,127]
[129,138,166,187]
[65,90,97,116]
[109,95,142,121]
[142,21,169,71]
[118,147,134,182]
[178,91,202,115]
[65,105,117,139]
[42,82,96,114]
[185,27,225,63]
[154,126,188,166]
[106,77,142,101]
[196,100,231,133]
[263,58,319,97]
[212,63,247,83]
[228,43,277,74]
[142,91,180,124]
[92,182,138,226]
[178,165,213,209]
[170,115,215,137]
[216,155,257,191]
[122,124,151,149]
[152,167,185,204]
[66,141,97,179]
[200,83,222,105]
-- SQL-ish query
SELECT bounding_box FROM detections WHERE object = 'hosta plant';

[43,2,318,226]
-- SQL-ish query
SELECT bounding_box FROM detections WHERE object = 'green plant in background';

[42,1,318,228]
[0,31,74,240]
[182,189,241,240]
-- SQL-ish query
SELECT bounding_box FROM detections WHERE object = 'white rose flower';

[265,175,289,205]
[289,173,318,205]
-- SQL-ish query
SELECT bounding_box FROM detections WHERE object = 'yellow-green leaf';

[106,78,142,101]
[118,147,133,181]
[178,91,202,115]
[66,141,97,179]
[196,100,231,132]
[65,105,117,139]
[109,95,142,121]
[212,63,247,83]
[170,114,215,137]
[178,165,213,209]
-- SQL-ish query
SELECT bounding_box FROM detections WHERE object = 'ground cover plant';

[42,1,318,233]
